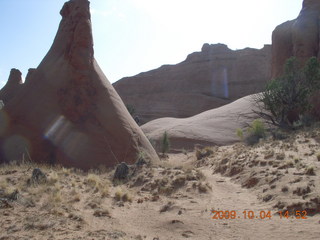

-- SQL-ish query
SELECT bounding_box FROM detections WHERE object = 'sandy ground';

[0,127,320,240]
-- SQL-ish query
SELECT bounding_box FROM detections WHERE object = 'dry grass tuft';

[195,147,214,160]
[114,188,132,202]
[85,173,110,197]
[305,166,316,176]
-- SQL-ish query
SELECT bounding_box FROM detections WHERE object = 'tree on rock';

[256,57,320,129]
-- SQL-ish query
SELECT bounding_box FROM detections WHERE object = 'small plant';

[241,119,266,145]
[317,153,320,161]
[195,147,213,160]
[47,183,62,204]
[276,152,286,160]
[85,173,110,197]
[197,182,211,193]
[285,160,294,168]
[114,188,132,202]
[236,128,244,140]
[86,173,99,188]
[161,131,170,155]
[305,166,316,176]
[248,119,266,138]
[47,172,58,185]
[182,148,188,155]
[136,150,147,166]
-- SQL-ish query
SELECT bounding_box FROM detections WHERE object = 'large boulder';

[141,95,258,151]
[113,44,271,124]
[272,0,320,78]
[0,0,158,169]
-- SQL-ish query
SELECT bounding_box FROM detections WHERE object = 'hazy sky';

[0,0,302,88]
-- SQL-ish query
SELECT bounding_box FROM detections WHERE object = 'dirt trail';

[107,154,320,240]
[201,167,320,240]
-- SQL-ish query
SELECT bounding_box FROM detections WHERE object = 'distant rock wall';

[272,0,320,78]
[114,44,271,124]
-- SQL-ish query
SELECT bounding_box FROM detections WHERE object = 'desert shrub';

[237,119,266,145]
[195,147,213,160]
[255,57,320,129]
[161,131,170,154]
[236,128,244,140]
[114,188,132,202]
[136,150,147,166]
[305,166,316,176]
[248,119,266,139]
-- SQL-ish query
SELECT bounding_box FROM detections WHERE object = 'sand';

[0,126,320,240]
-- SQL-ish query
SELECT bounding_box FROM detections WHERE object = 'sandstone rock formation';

[114,44,271,124]
[141,95,258,151]
[272,0,320,78]
[0,69,23,104]
[0,0,158,169]
[271,0,320,119]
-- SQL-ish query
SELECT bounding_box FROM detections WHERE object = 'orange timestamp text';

[211,210,308,220]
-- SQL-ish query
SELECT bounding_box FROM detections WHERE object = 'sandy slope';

[0,127,320,240]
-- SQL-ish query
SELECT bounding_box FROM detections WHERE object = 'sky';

[0,0,302,88]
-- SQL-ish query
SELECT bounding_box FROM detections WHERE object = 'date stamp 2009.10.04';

[211,210,308,220]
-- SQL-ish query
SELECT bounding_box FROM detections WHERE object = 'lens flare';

[45,115,72,145]
[223,67,229,98]
[211,67,229,98]
[44,115,88,161]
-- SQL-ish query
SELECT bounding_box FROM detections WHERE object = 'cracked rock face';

[272,0,320,78]
[0,0,158,169]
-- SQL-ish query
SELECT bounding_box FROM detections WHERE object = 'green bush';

[161,131,170,154]
[248,119,266,139]
[237,119,266,146]
[236,128,244,140]
[257,57,320,129]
